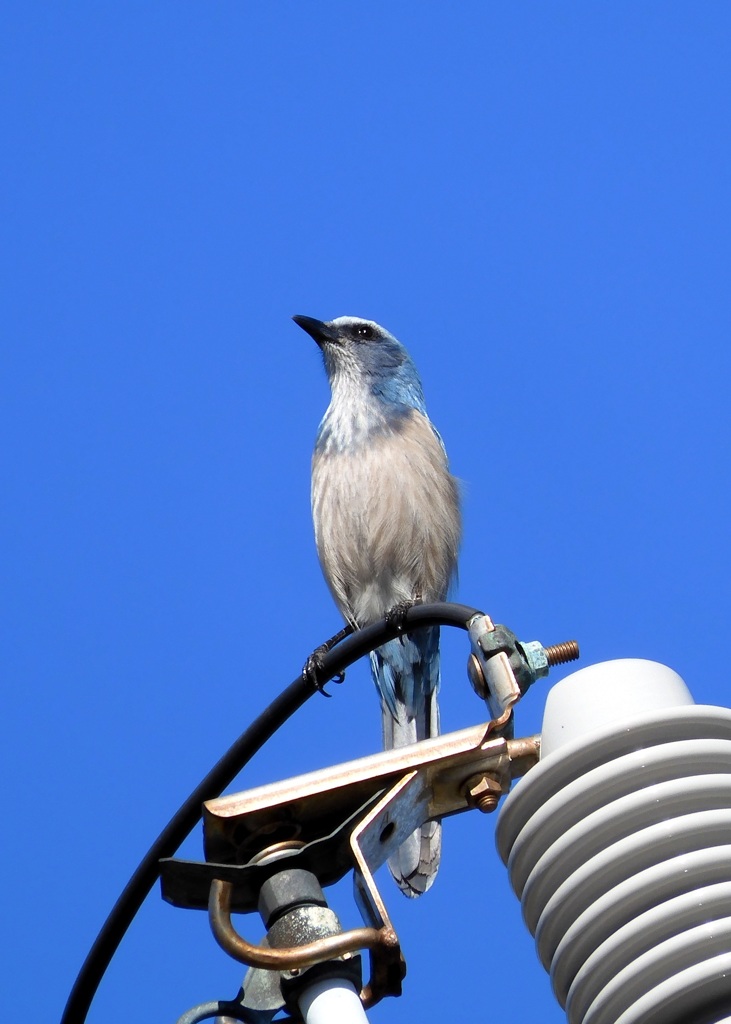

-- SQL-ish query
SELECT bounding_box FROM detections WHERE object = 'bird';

[293,314,461,897]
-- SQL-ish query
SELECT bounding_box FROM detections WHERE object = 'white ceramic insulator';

[298,977,369,1024]
[496,659,731,1024]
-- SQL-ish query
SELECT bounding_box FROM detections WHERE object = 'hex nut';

[258,868,327,928]
[463,774,503,813]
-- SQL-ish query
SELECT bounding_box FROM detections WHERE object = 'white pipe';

[497,659,731,1024]
[298,977,369,1024]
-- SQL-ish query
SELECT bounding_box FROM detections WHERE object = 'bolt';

[463,773,503,813]
[544,640,580,666]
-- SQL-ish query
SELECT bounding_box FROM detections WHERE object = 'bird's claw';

[303,637,348,696]
[303,623,353,695]
[303,646,329,695]
[385,601,416,635]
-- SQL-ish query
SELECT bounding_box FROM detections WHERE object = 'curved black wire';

[175,997,253,1024]
[61,600,482,1024]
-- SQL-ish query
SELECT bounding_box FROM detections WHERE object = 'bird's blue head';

[293,314,427,415]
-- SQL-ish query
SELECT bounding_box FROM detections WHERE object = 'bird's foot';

[302,624,353,696]
[303,646,333,695]
[385,600,418,635]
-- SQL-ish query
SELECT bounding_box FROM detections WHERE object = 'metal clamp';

[209,875,394,972]
[467,614,579,719]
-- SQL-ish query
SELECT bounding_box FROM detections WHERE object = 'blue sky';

[4,4,731,1022]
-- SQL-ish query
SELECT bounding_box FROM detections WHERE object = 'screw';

[463,773,503,813]
[544,640,580,666]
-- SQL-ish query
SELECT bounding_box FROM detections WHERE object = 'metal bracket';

[161,720,540,1007]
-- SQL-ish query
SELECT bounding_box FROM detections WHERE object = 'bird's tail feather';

[381,689,441,897]
[373,630,441,898]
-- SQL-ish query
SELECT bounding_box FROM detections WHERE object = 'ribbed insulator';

[496,660,731,1024]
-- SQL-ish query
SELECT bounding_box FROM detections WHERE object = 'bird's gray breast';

[311,409,461,625]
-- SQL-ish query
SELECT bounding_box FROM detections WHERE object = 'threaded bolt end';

[544,640,580,666]
[475,791,500,813]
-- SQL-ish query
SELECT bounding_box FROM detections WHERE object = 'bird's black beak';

[292,315,336,347]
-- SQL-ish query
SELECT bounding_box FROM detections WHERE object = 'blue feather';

[369,628,441,719]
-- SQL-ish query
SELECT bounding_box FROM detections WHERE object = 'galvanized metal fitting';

[258,868,328,928]
[209,874,372,1019]
[467,614,580,718]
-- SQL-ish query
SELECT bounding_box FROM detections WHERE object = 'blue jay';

[294,314,461,896]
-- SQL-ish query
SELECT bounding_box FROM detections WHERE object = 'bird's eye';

[355,324,374,340]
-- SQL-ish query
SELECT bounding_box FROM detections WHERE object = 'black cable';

[61,600,481,1024]
[61,673,315,1024]
[320,602,481,678]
